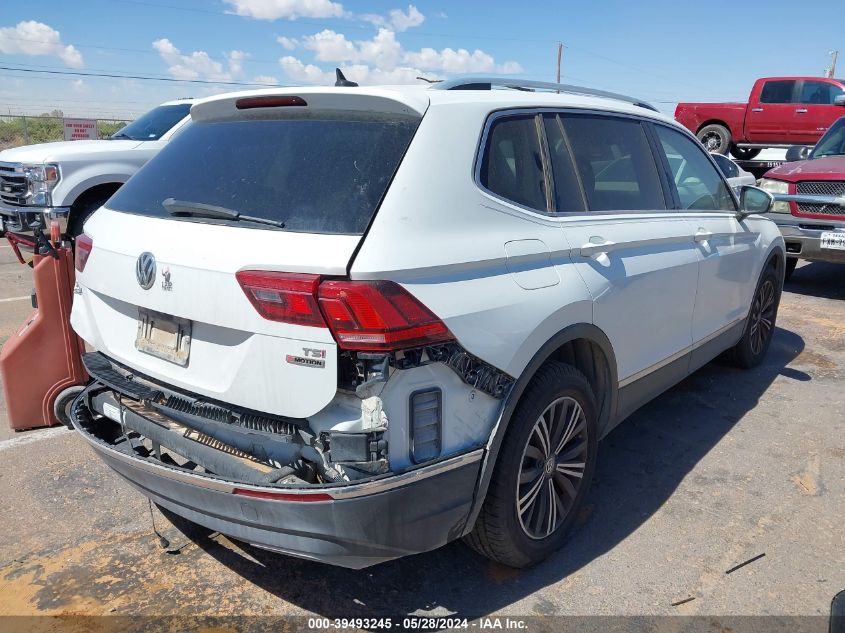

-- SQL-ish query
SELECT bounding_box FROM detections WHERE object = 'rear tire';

[784,257,798,281]
[464,362,598,568]
[697,124,731,155]
[730,146,761,161]
[726,266,781,369]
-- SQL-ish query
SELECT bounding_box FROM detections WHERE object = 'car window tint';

[561,115,665,212]
[107,116,418,234]
[799,81,844,105]
[711,153,738,178]
[542,114,586,212]
[759,80,795,104]
[655,125,737,211]
[480,115,548,211]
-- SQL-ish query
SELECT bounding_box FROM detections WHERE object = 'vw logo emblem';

[136,252,157,290]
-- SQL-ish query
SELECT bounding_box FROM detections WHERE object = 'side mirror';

[785,145,811,162]
[738,185,774,219]
[835,94,845,107]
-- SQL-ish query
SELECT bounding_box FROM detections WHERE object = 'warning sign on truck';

[63,118,98,141]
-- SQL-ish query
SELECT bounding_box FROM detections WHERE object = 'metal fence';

[0,115,132,151]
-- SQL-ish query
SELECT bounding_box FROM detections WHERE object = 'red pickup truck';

[675,77,845,160]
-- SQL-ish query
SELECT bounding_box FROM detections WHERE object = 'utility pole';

[556,42,563,85]
[826,50,838,78]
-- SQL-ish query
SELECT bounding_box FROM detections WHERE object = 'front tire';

[784,258,798,281]
[697,124,731,155]
[465,362,598,568]
[726,266,781,369]
[67,197,109,239]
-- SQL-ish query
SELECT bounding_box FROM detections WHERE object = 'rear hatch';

[71,89,426,419]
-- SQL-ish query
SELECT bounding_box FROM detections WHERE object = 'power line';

[0,66,286,87]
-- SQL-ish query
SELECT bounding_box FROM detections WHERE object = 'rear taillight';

[75,233,93,272]
[318,280,453,351]
[235,271,324,328]
[236,271,454,351]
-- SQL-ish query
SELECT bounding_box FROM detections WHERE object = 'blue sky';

[0,0,842,119]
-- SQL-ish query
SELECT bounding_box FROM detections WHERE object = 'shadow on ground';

[158,325,807,620]
[785,261,845,301]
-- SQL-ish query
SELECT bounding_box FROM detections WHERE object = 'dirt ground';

[0,243,842,631]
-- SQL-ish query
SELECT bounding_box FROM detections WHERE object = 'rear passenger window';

[561,115,665,212]
[759,80,795,104]
[655,125,737,212]
[543,114,586,212]
[479,115,548,211]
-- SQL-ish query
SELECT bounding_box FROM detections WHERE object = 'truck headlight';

[22,163,60,207]
[758,178,790,214]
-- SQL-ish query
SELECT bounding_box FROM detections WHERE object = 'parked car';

[68,78,785,569]
[675,77,845,159]
[0,99,194,238]
[710,152,757,191]
[759,115,845,279]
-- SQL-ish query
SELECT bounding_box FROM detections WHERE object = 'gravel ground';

[0,245,842,631]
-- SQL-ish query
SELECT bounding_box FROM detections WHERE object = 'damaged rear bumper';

[70,359,484,569]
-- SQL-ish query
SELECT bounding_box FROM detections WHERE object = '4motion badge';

[286,347,326,369]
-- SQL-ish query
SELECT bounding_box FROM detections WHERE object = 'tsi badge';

[286,347,326,369]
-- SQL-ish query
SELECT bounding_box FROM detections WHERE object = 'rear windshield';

[108,116,419,234]
[111,104,191,141]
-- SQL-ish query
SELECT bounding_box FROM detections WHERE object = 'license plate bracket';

[135,308,191,366]
[820,231,845,251]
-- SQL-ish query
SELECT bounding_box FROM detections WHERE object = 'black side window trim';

[649,120,739,213]
[643,121,681,210]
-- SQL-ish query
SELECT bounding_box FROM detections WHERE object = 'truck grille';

[795,181,845,217]
[0,162,27,206]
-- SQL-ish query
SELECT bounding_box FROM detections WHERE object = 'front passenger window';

[655,126,737,211]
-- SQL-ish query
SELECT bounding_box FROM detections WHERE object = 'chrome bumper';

[774,219,845,264]
[0,203,70,234]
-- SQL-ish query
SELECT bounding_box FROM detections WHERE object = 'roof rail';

[431,77,658,112]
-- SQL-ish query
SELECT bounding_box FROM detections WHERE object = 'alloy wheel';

[516,396,589,540]
[701,132,722,152]
[749,278,776,355]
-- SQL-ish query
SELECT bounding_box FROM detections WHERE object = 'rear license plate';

[135,309,191,366]
[820,232,845,251]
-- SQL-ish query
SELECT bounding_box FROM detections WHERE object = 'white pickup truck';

[0,99,194,238]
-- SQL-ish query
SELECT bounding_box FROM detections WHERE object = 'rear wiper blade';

[162,198,286,229]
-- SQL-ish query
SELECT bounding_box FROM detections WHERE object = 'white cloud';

[290,28,521,82]
[224,0,344,20]
[279,55,335,84]
[226,50,249,75]
[0,20,83,68]
[276,36,298,50]
[153,38,233,81]
[253,74,280,85]
[405,46,522,74]
[388,5,424,32]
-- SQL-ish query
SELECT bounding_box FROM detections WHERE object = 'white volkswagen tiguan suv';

[69,78,785,569]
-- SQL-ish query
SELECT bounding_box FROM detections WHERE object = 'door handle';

[751,107,763,112]
[795,108,808,113]
[579,238,615,256]
[694,229,713,243]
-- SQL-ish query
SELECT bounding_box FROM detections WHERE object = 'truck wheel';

[784,258,798,281]
[68,197,109,239]
[726,266,781,369]
[730,146,761,161]
[697,124,731,154]
[464,362,598,568]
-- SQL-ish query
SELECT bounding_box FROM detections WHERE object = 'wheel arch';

[696,119,732,135]
[461,322,619,535]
